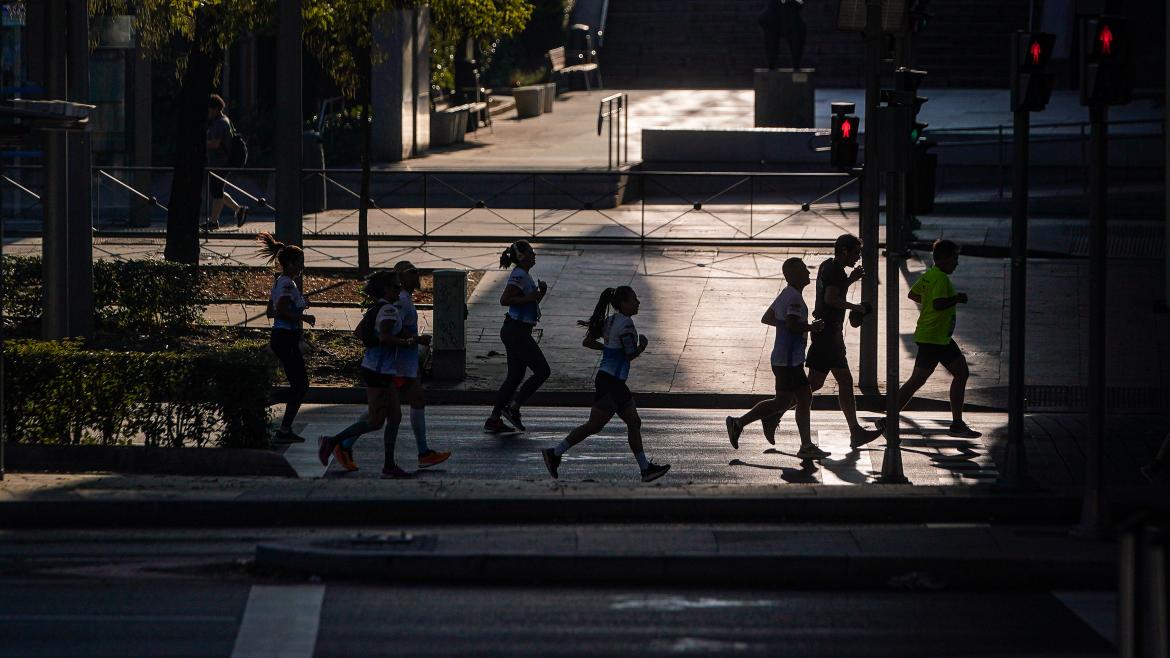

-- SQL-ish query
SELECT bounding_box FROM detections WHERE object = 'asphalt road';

[290,405,1000,486]
[0,527,1116,657]
[0,579,1114,657]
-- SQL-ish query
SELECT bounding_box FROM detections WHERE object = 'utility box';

[431,269,466,380]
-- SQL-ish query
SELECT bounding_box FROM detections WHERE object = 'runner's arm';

[825,285,862,312]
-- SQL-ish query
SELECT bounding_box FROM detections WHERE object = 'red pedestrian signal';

[1096,25,1113,55]
[829,102,859,170]
[1080,15,1131,106]
[1012,31,1055,112]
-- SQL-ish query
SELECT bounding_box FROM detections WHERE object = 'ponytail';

[578,288,617,341]
[363,270,400,300]
[256,231,304,272]
[499,240,532,269]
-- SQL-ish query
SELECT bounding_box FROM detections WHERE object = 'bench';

[547,46,602,93]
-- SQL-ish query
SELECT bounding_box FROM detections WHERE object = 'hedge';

[3,340,275,449]
[2,256,204,334]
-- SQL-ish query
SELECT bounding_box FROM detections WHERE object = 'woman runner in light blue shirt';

[540,286,670,483]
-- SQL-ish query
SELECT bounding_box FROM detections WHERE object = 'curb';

[4,444,297,478]
[254,542,1113,590]
[0,493,1081,529]
[290,387,1006,412]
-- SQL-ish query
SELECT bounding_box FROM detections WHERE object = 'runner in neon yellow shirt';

[890,240,980,438]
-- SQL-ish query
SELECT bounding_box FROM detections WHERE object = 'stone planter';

[430,108,468,146]
[513,86,545,119]
[542,83,557,113]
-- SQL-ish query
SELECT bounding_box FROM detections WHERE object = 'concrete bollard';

[431,269,466,380]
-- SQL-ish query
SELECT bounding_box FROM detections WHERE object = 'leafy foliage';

[4,339,275,448]
[3,256,205,335]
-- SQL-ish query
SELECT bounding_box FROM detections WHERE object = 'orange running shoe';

[418,449,451,469]
[333,445,359,471]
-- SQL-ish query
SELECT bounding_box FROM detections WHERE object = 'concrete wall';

[371,8,430,162]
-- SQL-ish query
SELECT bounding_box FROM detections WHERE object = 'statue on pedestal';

[758,0,807,70]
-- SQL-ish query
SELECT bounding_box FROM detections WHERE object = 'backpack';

[227,128,248,167]
[358,300,388,348]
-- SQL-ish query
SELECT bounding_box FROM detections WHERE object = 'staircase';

[602,0,1029,89]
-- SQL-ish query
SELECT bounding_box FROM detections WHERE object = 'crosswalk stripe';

[231,585,326,658]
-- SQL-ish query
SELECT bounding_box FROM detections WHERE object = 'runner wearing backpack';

[318,271,418,478]
[205,94,249,231]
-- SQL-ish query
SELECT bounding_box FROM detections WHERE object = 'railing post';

[423,172,428,240]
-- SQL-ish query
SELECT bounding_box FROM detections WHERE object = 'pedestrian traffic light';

[908,0,931,33]
[829,102,859,169]
[1011,31,1056,112]
[1079,15,1131,106]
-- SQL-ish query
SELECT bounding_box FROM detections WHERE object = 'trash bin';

[302,130,326,213]
[513,86,544,119]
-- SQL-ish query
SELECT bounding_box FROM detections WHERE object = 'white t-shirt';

[270,275,308,331]
[393,289,420,379]
[769,286,808,367]
[598,313,640,381]
[360,300,402,375]
[505,267,541,324]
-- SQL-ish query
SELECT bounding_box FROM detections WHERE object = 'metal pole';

[275,0,303,246]
[878,166,908,484]
[859,0,883,389]
[608,100,613,170]
[1077,103,1108,536]
[623,95,629,165]
[1002,108,1031,486]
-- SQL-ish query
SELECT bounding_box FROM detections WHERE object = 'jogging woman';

[317,271,416,478]
[392,260,452,469]
[256,232,314,443]
[485,240,550,433]
[541,286,671,483]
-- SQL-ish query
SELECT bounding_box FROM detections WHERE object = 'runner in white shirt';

[256,232,315,444]
[540,286,671,483]
[317,271,418,478]
[391,261,451,470]
[485,240,551,434]
[725,258,830,460]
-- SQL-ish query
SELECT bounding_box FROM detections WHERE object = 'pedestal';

[514,86,545,119]
[754,68,815,128]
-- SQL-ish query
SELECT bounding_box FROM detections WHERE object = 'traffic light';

[1079,15,1131,106]
[1011,31,1056,112]
[909,0,931,33]
[830,102,859,169]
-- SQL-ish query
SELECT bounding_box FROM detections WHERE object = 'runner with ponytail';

[256,232,313,443]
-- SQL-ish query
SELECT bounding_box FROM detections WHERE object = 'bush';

[2,256,205,335]
[3,340,275,449]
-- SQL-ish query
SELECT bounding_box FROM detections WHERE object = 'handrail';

[207,170,276,212]
[597,92,628,170]
[97,169,167,212]
[1,174,40,201]
[929,117,1161,135]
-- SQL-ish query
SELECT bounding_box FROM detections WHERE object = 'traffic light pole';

[859,0,883,390]
[878,165,909,484]
[1002,107,1031,486]
[1077,104,1109,536]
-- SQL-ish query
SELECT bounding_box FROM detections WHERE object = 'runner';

[540,286,671,482]
[759,235,884,448]
[317,271,417,478]
[889,239,981,438]
[256,232,313,444]
[1140,433,1170,484]
[392,260,452,469]
[725,257,830,460]
[485,240,550,434]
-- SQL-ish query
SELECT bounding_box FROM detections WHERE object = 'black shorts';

[771,364,810,392]
[914,340,963,370]
[359,367,395,389]
[806,328,848,373]
[593,371,634,414]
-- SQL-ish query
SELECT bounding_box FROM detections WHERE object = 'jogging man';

[726,257,830,460]
[761,234,885,448]
[890,239,980,438]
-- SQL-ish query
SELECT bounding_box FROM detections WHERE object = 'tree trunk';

[357,45,372,274]
[164,12,221,265]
